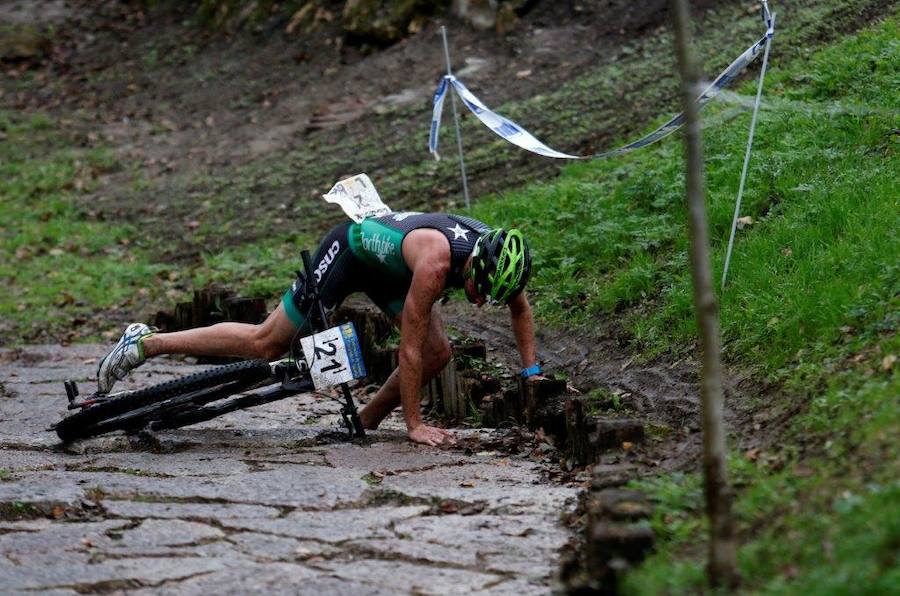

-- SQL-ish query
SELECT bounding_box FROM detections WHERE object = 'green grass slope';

[467,16,899,593]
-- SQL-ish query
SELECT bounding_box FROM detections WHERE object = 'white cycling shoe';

[96,323,156,394]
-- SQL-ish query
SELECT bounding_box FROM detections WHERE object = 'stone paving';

[0,345,576,594]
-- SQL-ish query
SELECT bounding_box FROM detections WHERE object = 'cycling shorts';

[281,222,410,330]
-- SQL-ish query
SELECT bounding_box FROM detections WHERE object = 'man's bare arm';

[508,291,540,376]
[398,231,455,445]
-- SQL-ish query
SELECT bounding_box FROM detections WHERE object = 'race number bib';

[299,323,368,390]
[322,173,392,223]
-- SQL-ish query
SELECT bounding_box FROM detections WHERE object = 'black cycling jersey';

[282,212,490,329]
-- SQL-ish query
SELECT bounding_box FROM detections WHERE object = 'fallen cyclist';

[96,212,543,446]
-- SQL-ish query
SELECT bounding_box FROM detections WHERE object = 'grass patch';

[468,16,899,380]
[0,112,178,342]
[0,112,313,343]
[191,233,318,299]
[466,15,899,592]
[583,387,630,416]
[623,347,899,594]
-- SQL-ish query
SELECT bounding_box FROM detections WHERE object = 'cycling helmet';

[470,228,531,304]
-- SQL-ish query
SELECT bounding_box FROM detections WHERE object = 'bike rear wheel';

[55,360,272,442]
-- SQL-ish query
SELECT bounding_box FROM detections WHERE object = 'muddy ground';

[3,0,740,261]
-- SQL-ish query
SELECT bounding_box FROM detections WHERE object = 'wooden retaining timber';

[151,287,267,363]
[153,286,267,332]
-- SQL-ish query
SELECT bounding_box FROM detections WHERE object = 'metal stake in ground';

[722,2,776,289]
[671,0,740,588]
[441,26,471,209]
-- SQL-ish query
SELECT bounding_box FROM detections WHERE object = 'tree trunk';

[669,0,740,589]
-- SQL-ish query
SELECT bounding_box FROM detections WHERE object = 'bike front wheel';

[55,359,273,442]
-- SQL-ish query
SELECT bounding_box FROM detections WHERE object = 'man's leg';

[143,303,297,361]
[359,307,451,430]
[98,304,299,393]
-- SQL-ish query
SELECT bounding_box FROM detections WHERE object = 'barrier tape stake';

[441,26,471,209]
[722,7,775,289]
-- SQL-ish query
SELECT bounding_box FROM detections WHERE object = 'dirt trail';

[0,345,578,594]
[443,300,761,472]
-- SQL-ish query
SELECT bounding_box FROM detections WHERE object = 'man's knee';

[251,323,290,360]
[429,339,452,371]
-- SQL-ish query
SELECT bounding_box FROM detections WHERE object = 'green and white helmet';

[470,228,532,304]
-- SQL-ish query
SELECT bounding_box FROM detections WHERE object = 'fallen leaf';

[736,215,754,229]
[51,505,65,519]
[746,448,760,461]
[621,441,633,451]
[440,500,458,514]
[882,354,896,371]
[459,480,475,488]
[516,69,533,79]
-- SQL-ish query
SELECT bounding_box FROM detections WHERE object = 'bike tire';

[81,379,254,438]
[55,359,272,442]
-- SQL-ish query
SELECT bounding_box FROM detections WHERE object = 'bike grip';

[301,249,314,281]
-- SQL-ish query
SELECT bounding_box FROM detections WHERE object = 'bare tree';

[669,0,740,588]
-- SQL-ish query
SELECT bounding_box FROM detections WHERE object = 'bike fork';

[339,383,365,438]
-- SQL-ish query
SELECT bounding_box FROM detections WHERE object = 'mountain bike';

[51,250,368,442]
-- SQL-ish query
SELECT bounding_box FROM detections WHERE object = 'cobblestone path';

[0,345,575,594]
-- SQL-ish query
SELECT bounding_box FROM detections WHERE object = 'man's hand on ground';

[408,423,456,447]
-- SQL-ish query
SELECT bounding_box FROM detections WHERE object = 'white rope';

[721,6,776,289]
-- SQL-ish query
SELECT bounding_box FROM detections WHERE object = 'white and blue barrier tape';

[429,13,776,161]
